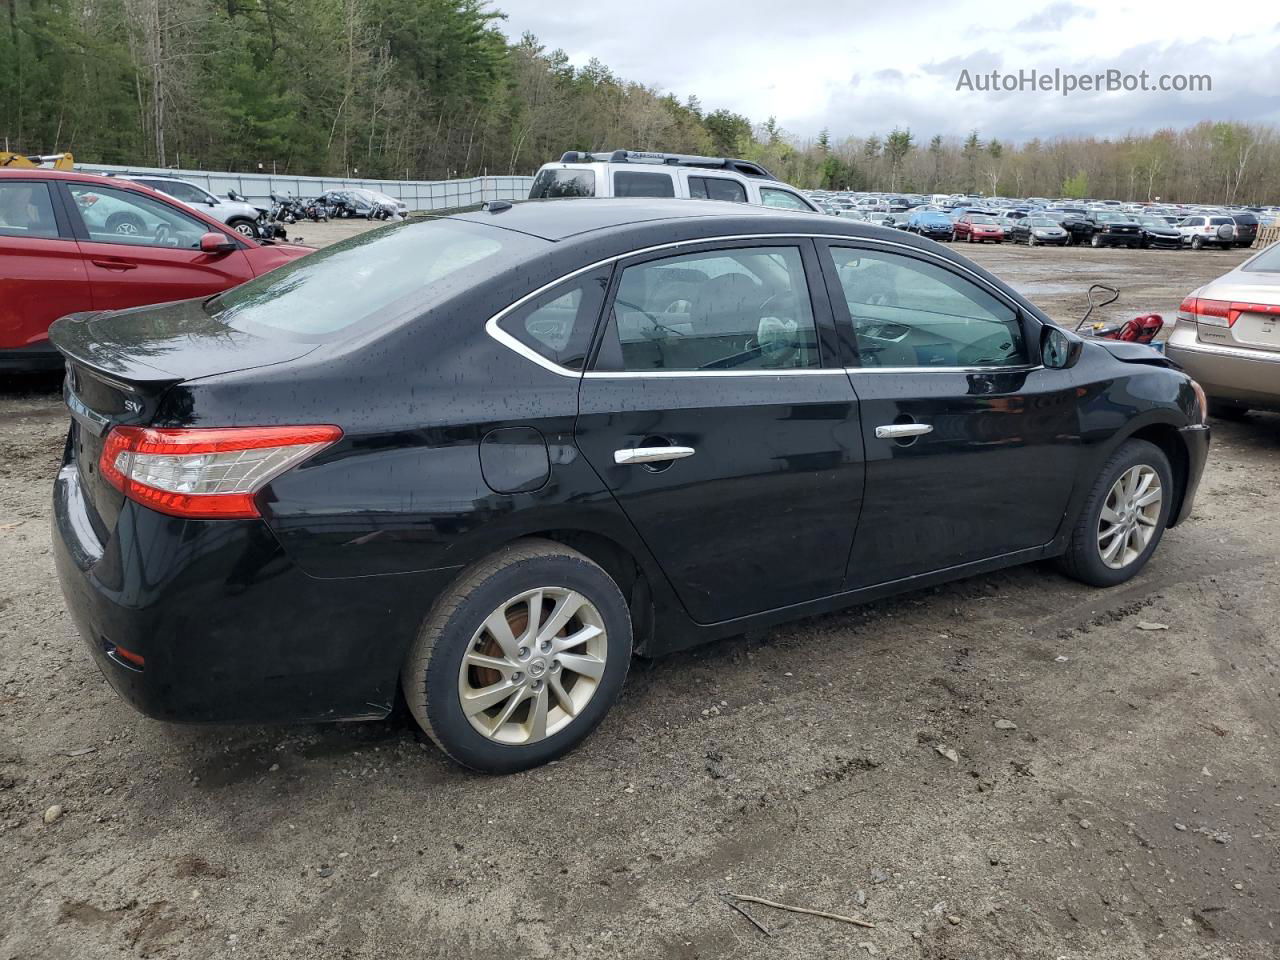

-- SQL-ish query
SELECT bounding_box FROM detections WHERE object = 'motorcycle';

[1075,284,1164,350]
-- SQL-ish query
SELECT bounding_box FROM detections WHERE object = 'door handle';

[875,423,933,440]
[90,259,137,271]
[613,446,696,465]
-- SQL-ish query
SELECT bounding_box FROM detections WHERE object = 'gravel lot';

[1,230,1277,960]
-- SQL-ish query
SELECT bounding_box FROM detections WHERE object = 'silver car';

[123,175,263,237]
[1167,242,1280,416]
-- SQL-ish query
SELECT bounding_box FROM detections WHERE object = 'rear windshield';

[206,218,540,339]
[1243,243,1280,273]
[529,168,596,199]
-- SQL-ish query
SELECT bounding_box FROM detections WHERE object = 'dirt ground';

[1,234,1277,960]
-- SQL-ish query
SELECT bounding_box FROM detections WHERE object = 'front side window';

[0,182,59,238]
[597,246,819,372]
[139,180,210,205]
[496,268,609,370]
[760,187,813,211]
[613,171,676,198]
[688,176,747,203]
[68,184,211,249]
[829,247,1027,369]
[528,168,596,199]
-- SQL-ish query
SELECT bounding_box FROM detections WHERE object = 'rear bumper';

[1166,327,1280,411]
[0,340,63,372]
[52,462,460,724]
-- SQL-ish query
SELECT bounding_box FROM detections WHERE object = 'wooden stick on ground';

[719,894,771,936]
[724,893,876,929]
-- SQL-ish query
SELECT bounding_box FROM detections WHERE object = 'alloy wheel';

[457,587,608,745]
[1097,465,1162,569]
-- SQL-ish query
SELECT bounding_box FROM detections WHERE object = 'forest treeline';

[3,0,1276,203]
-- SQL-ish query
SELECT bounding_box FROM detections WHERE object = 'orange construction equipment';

[0,152,75,170]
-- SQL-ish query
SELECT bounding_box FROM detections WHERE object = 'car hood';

[49,300,317,384]
[1090,338,1173,367]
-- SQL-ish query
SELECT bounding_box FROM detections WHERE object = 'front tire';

[401,539,632,773]
[1191,236,1204,250]
[1056,439,1173,587]
[228,218,258,238]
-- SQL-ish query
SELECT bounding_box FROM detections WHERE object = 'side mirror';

[199,232,237,255]
[1042,325,1083,369]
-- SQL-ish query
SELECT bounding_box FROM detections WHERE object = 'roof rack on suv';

[557,150,777,181]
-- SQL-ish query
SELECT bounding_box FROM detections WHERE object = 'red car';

[953,213,1005,244]
[0,169,311,370]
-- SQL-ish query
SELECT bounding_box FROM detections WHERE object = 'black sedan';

[1008,216,1070,246]
[1135,215,1183,249]
[50,200,1210,773]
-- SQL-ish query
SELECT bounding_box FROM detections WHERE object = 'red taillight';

[1178,297,1279,328]
[99,424,342,519]
[112,645,146,668]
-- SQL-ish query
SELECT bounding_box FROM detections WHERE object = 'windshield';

[206,217,542,339]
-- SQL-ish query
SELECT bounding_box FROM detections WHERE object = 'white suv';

[528,151,821,213]
[1177,215,1237,250]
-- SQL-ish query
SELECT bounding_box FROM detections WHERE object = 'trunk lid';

[50,299,318,538]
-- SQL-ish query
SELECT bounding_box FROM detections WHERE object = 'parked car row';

[809,189,1268,252]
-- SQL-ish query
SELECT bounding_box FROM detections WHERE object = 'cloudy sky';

[491,0,1280,143]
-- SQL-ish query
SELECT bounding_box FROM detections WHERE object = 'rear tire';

[1056,439,1173,588]
[401,539,632,773]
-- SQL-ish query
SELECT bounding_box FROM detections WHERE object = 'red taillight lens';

[99,424,342,519]
[1178,297,1279,329]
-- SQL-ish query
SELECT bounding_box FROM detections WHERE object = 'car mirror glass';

[1042,326,1081,369]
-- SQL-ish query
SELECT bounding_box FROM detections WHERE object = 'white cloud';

[490,0,1280,141]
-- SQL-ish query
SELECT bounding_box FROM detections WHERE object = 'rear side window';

[597,246,819,372]
[496,268,609,370]
[0,181,59,238]
[760,187,813,211]
[209,218,542,339]
[529,168,596,199]
[688,176,747,203]
[613,171,675,198]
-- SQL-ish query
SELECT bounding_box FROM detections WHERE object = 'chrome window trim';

[484,232,1038,378]
[846,364,1045,375]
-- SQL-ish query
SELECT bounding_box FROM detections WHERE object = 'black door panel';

[844,367,1081,585]
[575,373,864,622]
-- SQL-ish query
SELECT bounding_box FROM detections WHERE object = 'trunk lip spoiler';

[63,380,114,438]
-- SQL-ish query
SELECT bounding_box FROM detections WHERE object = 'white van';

[528,150,822,213]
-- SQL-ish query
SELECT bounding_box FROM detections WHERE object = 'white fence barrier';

[73,163,535,211]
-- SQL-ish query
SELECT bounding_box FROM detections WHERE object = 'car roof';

[446,198,829,242]
[0,168,123,186]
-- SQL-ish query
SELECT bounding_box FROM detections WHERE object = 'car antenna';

[482,200,512,213]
